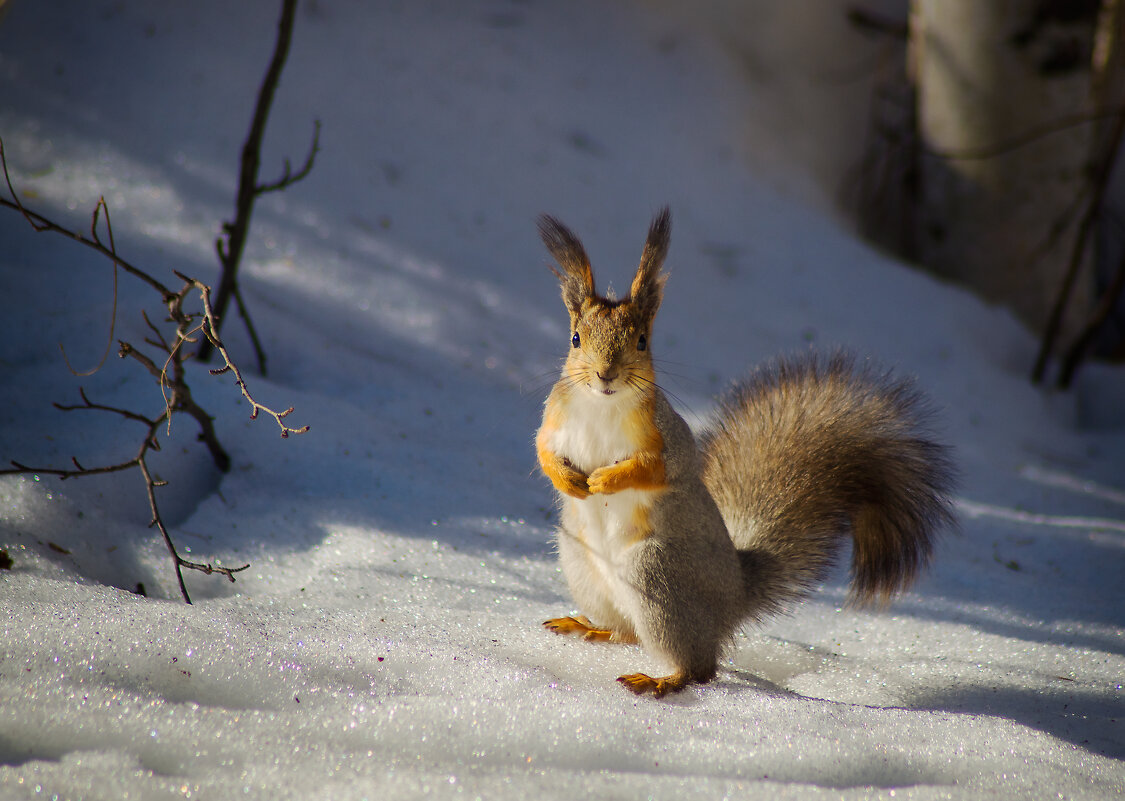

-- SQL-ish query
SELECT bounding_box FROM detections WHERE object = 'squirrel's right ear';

[629,206,670,323]
[538,214,595,315]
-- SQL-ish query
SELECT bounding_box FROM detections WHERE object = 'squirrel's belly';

[571,489,657,557]
[561,489,657,634]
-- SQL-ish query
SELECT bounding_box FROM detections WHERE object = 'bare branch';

[1057,246,1125,386]
[118,340,166,382]
[1032,106,1125,383]
[197,0,314,373]
[53,387,159,427]
[59,197,119,378]
[0,138,50,233]
[1,390,247,603]
[0,142,175,301]
[256,119,321,195]
[184,271,310,437]
[233,284,269,376]
[0,132,310,601]
[136,452,249,601]
[5,457,140,480]
[142,310,171,352]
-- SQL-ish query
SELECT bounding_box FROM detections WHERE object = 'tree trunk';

[910,0,1100,339]
[1090,0,1125,359]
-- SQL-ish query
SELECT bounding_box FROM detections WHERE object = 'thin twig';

[233,283,269,375]
[1057,247,1125,387]
[184,271,310,438]
[0,142,175,301]
[54,386,160,429]
[257,119,321,195]
[136,451,249,603]
[141,309,171,352]
[7,457,141,481]
[59,198,120,377]
[197,0,315,373]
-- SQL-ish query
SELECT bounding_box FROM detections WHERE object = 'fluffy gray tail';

[699,352,956,620]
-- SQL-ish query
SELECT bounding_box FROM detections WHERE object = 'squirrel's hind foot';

[617,671,692,698]
[543,615,631,643]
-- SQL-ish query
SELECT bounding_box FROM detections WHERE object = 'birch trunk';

[910,0,1099,338]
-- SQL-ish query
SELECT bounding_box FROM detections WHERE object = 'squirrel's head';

[538,207,670,399]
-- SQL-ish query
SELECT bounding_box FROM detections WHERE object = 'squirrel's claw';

[617,671,691,698]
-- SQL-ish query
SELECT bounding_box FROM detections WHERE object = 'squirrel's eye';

[637,334,647,352]
[571,331,580,349]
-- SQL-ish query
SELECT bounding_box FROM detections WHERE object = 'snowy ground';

[1,2,1123,799]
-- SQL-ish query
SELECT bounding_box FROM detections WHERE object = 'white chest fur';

[549,389,657,562]
[547,388,639,474]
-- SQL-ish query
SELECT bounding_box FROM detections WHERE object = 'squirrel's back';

[700,352,957,621]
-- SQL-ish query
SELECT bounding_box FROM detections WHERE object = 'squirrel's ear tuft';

[630,206,670,322]
[538,214,595,314]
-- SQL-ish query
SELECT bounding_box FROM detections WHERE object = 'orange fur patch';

[536,409,590,499]
[626,502,656,545]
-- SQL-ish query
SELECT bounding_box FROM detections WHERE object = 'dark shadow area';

[0,733,71,767]
[910,683,1124,760]
[897,509,1125,657]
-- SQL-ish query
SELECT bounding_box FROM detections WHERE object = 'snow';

[1,1,1123,799]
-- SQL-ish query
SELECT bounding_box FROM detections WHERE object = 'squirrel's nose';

[597,369,618,383]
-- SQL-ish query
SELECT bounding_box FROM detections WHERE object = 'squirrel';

[534,207,956,698]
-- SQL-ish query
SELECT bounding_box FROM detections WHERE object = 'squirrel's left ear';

[630,206,670,322]
[538,214,596,316]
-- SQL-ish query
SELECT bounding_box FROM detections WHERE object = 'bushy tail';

[699,352,956,621]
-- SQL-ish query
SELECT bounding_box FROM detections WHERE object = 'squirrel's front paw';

[543,459,590,498]
[587,465,622,495]
[554,472,590,499]
[588,464,638,494]
[588,456,665,495]
[538,449,591,498]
